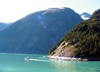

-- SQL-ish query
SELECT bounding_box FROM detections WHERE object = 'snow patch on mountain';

[81,15,89,20]
[80,12,91,20]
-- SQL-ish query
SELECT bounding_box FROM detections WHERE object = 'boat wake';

[25,58,48,62]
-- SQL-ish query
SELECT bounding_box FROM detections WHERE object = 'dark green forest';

[48,9,100,58]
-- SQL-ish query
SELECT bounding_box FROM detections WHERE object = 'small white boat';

[24,56,30,60]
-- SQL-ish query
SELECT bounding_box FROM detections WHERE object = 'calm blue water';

[0,53,100,72]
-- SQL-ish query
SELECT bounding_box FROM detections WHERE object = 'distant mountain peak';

[0,22,11,31]
[42,7,74,15]
[80,12,91,20]
[43,7,65,14]
[46,7,65,10]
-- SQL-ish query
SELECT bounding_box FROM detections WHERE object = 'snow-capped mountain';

[80,12,91,20]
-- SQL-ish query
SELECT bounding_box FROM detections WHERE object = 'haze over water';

[0,53,100,72]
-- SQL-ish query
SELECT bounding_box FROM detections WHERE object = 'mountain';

[0,7,83,54]
[48,9,100,58]
[80,12,91,20]
[0,22,11,31]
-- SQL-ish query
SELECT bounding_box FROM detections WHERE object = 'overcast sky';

[0,0,100,23]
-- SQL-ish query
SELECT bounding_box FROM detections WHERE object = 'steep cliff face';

[48,9,100,58]
[48,41,76,57]
[0,7,83,54]
[51,41,74,56]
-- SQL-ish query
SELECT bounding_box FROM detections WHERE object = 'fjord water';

[0,53,100,72]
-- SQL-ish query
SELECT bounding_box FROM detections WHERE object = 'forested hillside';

[48,9,100,58]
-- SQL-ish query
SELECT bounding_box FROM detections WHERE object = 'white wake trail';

[25,58,48,62]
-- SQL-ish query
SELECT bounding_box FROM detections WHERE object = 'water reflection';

[48,59,77,71]
[47,59,100,72]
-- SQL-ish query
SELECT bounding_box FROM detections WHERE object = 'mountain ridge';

[0,7,83,54]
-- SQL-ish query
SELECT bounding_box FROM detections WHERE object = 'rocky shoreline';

[47,56,100,61]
